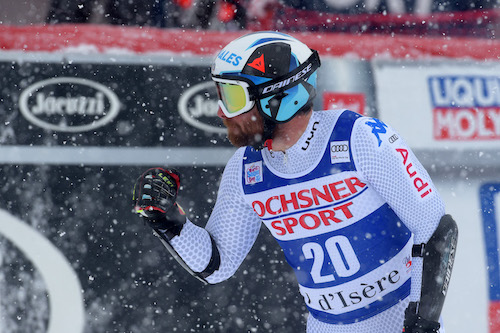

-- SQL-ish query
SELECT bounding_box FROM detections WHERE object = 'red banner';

[1,24,500,60]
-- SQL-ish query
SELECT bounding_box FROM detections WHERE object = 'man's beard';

[223,112,264,148]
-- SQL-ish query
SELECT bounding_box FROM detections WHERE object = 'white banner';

[373,60,500,150]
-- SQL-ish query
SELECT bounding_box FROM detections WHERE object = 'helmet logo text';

[261,63,313,95]
[217,50,242,66]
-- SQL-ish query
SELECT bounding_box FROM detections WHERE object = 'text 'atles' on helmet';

[211,31,321,124]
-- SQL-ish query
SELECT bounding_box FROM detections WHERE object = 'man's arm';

[132,167,218,284]
[191,148,262,284]
[418,214,458,321]
[404,214,458,332]
[133,148,262,284]
[351,117,457,331]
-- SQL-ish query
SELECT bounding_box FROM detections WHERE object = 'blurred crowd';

[44,0,499,31]
[45,0,266,30]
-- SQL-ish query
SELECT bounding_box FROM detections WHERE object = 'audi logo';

[331,144,349,152]
[389,134,399,143]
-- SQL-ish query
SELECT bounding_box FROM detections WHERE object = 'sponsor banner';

[177,81,225,135]
[323,92,365,115]
[19,77,120,132]
[490,301,500,333]
[373,61,500,149]
[0,210,85,332]
[433,108,500,141]
[480,183,500,333]
[0,60,228,147]
[430,76,500,141]
[2,25,500,61]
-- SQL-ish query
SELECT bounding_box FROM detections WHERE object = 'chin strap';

[263,139,273,150]
[252,117,277,151]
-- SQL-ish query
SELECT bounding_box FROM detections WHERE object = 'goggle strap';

[251,50,321,99]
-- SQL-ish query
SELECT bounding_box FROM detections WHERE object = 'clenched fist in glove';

[133,168,186,240]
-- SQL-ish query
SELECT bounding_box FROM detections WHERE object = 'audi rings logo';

[19,77,120,132]
[178,81,226,134]
[330,141,351,164]
[331,144,349,152]
[388,134,399,144]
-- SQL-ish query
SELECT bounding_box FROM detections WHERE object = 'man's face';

[217,106,264,148]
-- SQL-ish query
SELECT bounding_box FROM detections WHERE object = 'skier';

[133,31,458,332]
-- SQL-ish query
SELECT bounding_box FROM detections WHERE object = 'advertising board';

[373,60,500,151]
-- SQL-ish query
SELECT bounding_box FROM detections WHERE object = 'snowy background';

[1,1,500,332]
[0,53,310,332]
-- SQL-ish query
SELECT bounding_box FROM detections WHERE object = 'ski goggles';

[213,77,255,118]
[212,50,320,119]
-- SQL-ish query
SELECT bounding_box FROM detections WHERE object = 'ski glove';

[133,168,186,240]
[403,302,440,333]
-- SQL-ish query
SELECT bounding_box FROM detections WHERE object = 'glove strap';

[147,203,186,240]
[404,302,440,333]
[412,243,425,257]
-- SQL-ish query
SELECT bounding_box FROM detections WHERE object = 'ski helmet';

[211,31,320,123]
